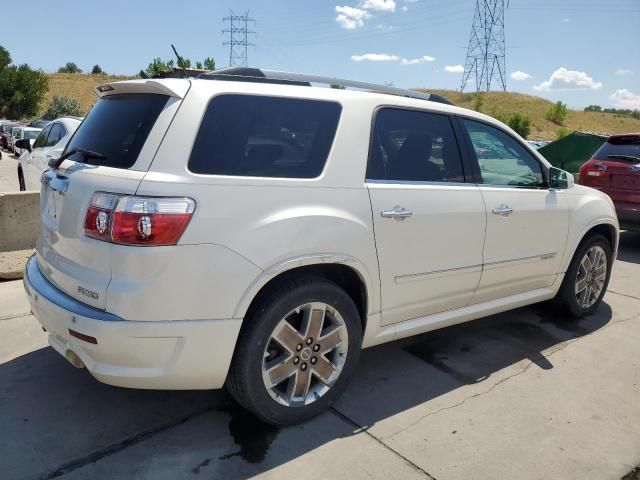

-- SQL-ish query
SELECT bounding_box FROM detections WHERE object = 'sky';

[3,0,639,109]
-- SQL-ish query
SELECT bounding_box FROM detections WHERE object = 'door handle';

[381,206,412,221]
[492,204,513,217]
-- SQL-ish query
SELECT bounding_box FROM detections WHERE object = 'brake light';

[83,193,195,246]
[580,161,607,179]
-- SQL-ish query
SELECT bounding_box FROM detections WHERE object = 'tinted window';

[188,95,342,178]
[367,108,465,183]
[65,93,168,169]
[24,130,40,140]
[594,138,640,161]
[46,123,64,147]
[33,124,52,148]
[463,119,544,187]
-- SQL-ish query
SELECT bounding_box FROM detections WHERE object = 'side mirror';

[15,138,32,152]
[549,166,574,190]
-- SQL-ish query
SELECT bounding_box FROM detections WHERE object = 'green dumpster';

[538,132,607,174]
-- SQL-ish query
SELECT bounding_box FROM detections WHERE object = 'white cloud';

[510,70,530,81]
[533,67,602,91]
[444,64,464,73]
[401,55,435,65]
[615,69,632,76]
[335,6,370,29]
[376,23,395,30]
[351,53,400,62]
[361,0,396,11]
[562,18,570,22]
[402,5,408,11]
[609,89,640,109]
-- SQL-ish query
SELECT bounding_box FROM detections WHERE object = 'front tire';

[226,276,362,426]
[554,234,612,318]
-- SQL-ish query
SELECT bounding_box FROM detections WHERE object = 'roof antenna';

[171,44,187,77]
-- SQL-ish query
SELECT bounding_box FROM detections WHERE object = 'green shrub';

[545,101,568,125]
[473,92,485,112]
[506,112,532,139]
[91,64,104,75]
[556,127,571,140]
[42,95,83,119]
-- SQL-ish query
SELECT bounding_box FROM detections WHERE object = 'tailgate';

[35,82,189,310]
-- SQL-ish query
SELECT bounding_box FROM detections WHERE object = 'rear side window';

[594,137,640,161]
[65,93,168,169]
[188,95,342,178]
[33,124,51,148]
[46,123,64,147]
[367,108,465,183]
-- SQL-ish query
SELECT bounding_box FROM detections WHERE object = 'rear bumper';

[23,256,242,390]
[614,201,640,231]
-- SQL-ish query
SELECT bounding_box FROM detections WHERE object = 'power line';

[223,10,256,67]
[461,0,507,92]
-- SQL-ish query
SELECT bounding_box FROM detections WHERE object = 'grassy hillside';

[43,73,132,113]
[418,89,640,140]
[43,74,640,141]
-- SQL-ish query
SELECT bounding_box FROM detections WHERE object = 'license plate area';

[43,186,64,230]
[612,174,640,190]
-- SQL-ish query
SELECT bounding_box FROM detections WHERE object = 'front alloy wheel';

[575,245,607,309]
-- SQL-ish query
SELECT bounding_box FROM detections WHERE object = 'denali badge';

[78,286,99,300]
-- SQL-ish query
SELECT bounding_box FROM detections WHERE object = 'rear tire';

[553,234,612,318]
[17,169,26,191]
[226,276,362,426]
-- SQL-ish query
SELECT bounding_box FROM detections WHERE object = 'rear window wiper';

[607,154,640,162]
[49,148,107,170]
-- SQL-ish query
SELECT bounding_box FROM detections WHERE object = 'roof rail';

[197,67,453,105]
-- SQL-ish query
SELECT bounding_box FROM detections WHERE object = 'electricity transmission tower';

[460,0,507,92]
[223,10,256,67]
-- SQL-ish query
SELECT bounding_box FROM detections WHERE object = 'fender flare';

[232,253,379,319]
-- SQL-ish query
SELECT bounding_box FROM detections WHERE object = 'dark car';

[0,123,20,149]
[28,119,51,129]
[578,133,640,230]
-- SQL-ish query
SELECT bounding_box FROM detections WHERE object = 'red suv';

[579,133,640,230]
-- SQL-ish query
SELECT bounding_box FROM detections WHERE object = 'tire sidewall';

[231,279,362,425]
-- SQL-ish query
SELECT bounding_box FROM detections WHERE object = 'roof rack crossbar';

[197,67,453,105]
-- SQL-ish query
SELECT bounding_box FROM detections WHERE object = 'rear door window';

[188,95,342,178]
[594,138,640,161]
[45,123,64,147]
[64,93,169,169]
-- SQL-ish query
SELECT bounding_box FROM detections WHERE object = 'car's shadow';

[0,300,613,479]
[618,230,640,264]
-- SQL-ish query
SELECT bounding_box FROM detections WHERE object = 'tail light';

[84,192,195,246]
[580,161,607,178]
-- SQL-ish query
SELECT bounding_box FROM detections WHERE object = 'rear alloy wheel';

[262,302,349,407]
[227,277,362,426]
[554,234,612,318]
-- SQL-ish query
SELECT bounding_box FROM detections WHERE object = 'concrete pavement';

[0,149,20,193]
[1,231,639,479]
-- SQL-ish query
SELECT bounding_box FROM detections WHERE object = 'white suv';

[24,68,618,425]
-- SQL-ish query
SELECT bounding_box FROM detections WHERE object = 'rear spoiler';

[94,79,190,99]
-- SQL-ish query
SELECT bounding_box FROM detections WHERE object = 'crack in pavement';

[378,312,640,441]
[608,290,640,302]
[330,407,437,479]
[37,404,216,479]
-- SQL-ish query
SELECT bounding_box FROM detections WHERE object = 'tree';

[584,105,602,112]
[473,92,485,112]
[91,64,104,75]
[0,45,11,70]
[545,101,568,125]
[57,62,83,74]
[203,57,215,70]
[42,95,83,119]
[0,54,48,119]
[330,84,346,89]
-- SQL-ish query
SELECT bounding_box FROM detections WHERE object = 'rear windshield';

[188,94,342,178]
[594,138,640,161]
[64,93,168,169]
